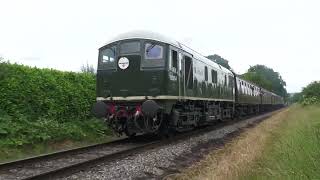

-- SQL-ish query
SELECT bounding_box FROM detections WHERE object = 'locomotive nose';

[92,101,108,118]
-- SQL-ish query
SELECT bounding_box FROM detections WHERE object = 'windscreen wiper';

[146,44,156,54]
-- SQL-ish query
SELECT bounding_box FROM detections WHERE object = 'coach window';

[171,50,178,71]
[211,70,217,83]
[99,45,117,69]
[205,66,208,81]
[142,42,165,68]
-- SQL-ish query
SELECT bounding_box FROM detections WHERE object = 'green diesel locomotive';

[93,31,283,136]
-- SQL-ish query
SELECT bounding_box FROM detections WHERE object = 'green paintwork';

[96,39,234,103]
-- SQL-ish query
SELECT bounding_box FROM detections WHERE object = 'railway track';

[0,109,284,180]
[0,136,159,180]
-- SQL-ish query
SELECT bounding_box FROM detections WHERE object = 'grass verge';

[171,105,320,180]
[241,105,320,179]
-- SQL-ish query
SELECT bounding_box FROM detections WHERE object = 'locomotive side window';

[211,70,217,83]
[171,50,178,70]
[145,43,163,59]
[204,66,208,81]
[185,56,193,89]
[178,53,183,71]
[99,45,117,69]
[224,75,227,86]
[120,41,140,54]
[228,75,233,88]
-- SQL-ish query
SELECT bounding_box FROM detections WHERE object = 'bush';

[0,61,110,147]
[0,62,95,120]
[301,81,320,105]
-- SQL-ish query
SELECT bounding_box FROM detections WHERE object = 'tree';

[241,71,272,91]
[302,81,320,99]
[207,54,231,70]
[288,92,302,104]
[80,62,95,74]
[241,65,287,97]
[0,57,8,81]
[300,81,320,105]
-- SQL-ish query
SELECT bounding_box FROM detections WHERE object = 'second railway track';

[0,109,284,180]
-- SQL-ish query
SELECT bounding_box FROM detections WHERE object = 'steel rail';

[0,137,128,169]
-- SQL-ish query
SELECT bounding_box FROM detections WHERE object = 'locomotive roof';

[105,30,233,75]
[106,30,181,48]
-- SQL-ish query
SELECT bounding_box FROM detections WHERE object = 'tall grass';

[241,105,320,179]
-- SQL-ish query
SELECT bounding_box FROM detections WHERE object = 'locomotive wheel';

[158,114,175,139]
[133,110,164,134]
[145,111,163,133]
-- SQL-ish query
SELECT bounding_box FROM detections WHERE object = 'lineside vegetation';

[240,105,320,179]
[0,60,111,155]
[288,81,320,105]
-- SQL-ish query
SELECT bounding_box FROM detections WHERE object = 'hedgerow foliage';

[301,81,320,105]
[0,61,109,147]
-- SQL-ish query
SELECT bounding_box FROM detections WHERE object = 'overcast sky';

[0,0,319,93]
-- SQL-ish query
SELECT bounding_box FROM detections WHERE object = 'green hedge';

[0,61,109,147]
[0,62,95,120]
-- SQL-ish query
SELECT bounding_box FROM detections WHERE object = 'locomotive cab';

[97,39,168,99]
[94,32,177,136]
